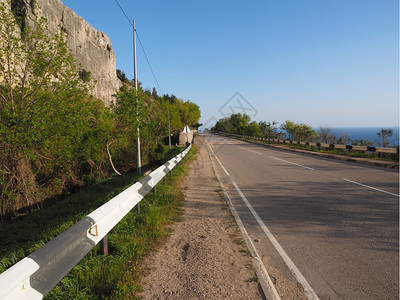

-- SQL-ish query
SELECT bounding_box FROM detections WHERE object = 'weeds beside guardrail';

[0,145,192,299]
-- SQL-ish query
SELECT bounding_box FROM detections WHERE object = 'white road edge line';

[270,156,314,171]
[238,146,263,155]
[204,136,281,300]
[212,150,230,176]
[343,178,400,197]
[205,136,320,300]
[230,180,320,300]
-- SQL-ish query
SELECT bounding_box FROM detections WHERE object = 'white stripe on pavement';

[238,146,263,155]
[270,156,314,170]
[230,180,320,300]
[207,137,320,300]
[343,178,399,197]
[205,137,230,176]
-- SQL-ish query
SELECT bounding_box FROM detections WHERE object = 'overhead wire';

[113,0,164,95]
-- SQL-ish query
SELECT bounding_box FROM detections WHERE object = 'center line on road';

[238,146,263,155]
[270,156,314,170]
[343,178,399,197]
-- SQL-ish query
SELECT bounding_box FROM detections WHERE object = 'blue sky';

[64,0,399,128]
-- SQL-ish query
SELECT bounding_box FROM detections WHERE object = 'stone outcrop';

[10,0,122,105]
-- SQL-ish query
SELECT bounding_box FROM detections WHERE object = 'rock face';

[15,0,122,105]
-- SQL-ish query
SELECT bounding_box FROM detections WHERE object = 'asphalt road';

[204,133,399,300]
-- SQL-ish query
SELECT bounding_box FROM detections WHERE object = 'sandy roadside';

[140,137,264,299]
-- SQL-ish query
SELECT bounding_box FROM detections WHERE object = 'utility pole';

[168,107,171,148]
[133,19,141,174]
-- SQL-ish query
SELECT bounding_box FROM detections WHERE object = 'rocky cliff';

[8,0,122,105]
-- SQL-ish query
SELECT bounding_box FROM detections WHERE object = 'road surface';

[204,133,399,299]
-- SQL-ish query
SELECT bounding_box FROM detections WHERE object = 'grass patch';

[0,145,198,299]
[246,276,259,283]
[239,249,251,256]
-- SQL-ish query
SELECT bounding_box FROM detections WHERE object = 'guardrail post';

[153,186,156,194]
[100,235,108,255]
[0,145,193,298]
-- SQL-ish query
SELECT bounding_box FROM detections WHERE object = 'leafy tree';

[211,114,257,136]
[259,121,278,138]
[281,121,317,141]
[229,113,250,135]
[116,69,130,83]
[163,94,177,104]
[0,1,202,217]
[245,121,262,137]
[151,87,158,99]
[187,101,201,127]
[0,2,97,214]
[280,121,296,140]
[157,96,183,134]
[211,117,232,133]
[295,123,318,141]
[109,86,148,173]
[174,99,200,129]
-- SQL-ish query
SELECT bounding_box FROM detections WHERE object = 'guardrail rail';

[222,133,399,157]
[0,145,191,300]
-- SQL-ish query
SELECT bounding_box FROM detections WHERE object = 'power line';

[113,0,132,26]
[136,32,164,95]
[113,0,164,95]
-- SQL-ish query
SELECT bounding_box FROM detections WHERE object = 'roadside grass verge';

[0,145,197,299]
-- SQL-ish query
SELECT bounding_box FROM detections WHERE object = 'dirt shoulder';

[140,139,264,299]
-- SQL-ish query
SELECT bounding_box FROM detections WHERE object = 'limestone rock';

[13,0,122,105]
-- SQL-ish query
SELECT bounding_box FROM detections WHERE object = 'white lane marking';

[208,142,319,300]
[238,146,263,155]
[270,156,314,171]
[230,180,320,300]
[206,144,281,299]
[343,178,399,197]
[205,138,230,176]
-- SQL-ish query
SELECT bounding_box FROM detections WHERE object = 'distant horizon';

[200,118,400,131]
[331,126,399,129]
[64,0,399,128]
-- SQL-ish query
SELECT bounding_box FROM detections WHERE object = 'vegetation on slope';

[0,145,197,298]
[0,1,200,218]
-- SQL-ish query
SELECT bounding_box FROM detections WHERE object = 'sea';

[330,127,399,147]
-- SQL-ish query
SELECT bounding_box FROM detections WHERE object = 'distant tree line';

[210,114,318,142]
[0,2,200,218]
[210,114,396,148]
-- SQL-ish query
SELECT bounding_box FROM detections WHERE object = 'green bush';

[0,1,201,218]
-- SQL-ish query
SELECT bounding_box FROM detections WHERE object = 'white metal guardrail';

[0,145,191,300]
[223,133,399,155]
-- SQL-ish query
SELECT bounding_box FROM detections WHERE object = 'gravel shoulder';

[140,138,264,299]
